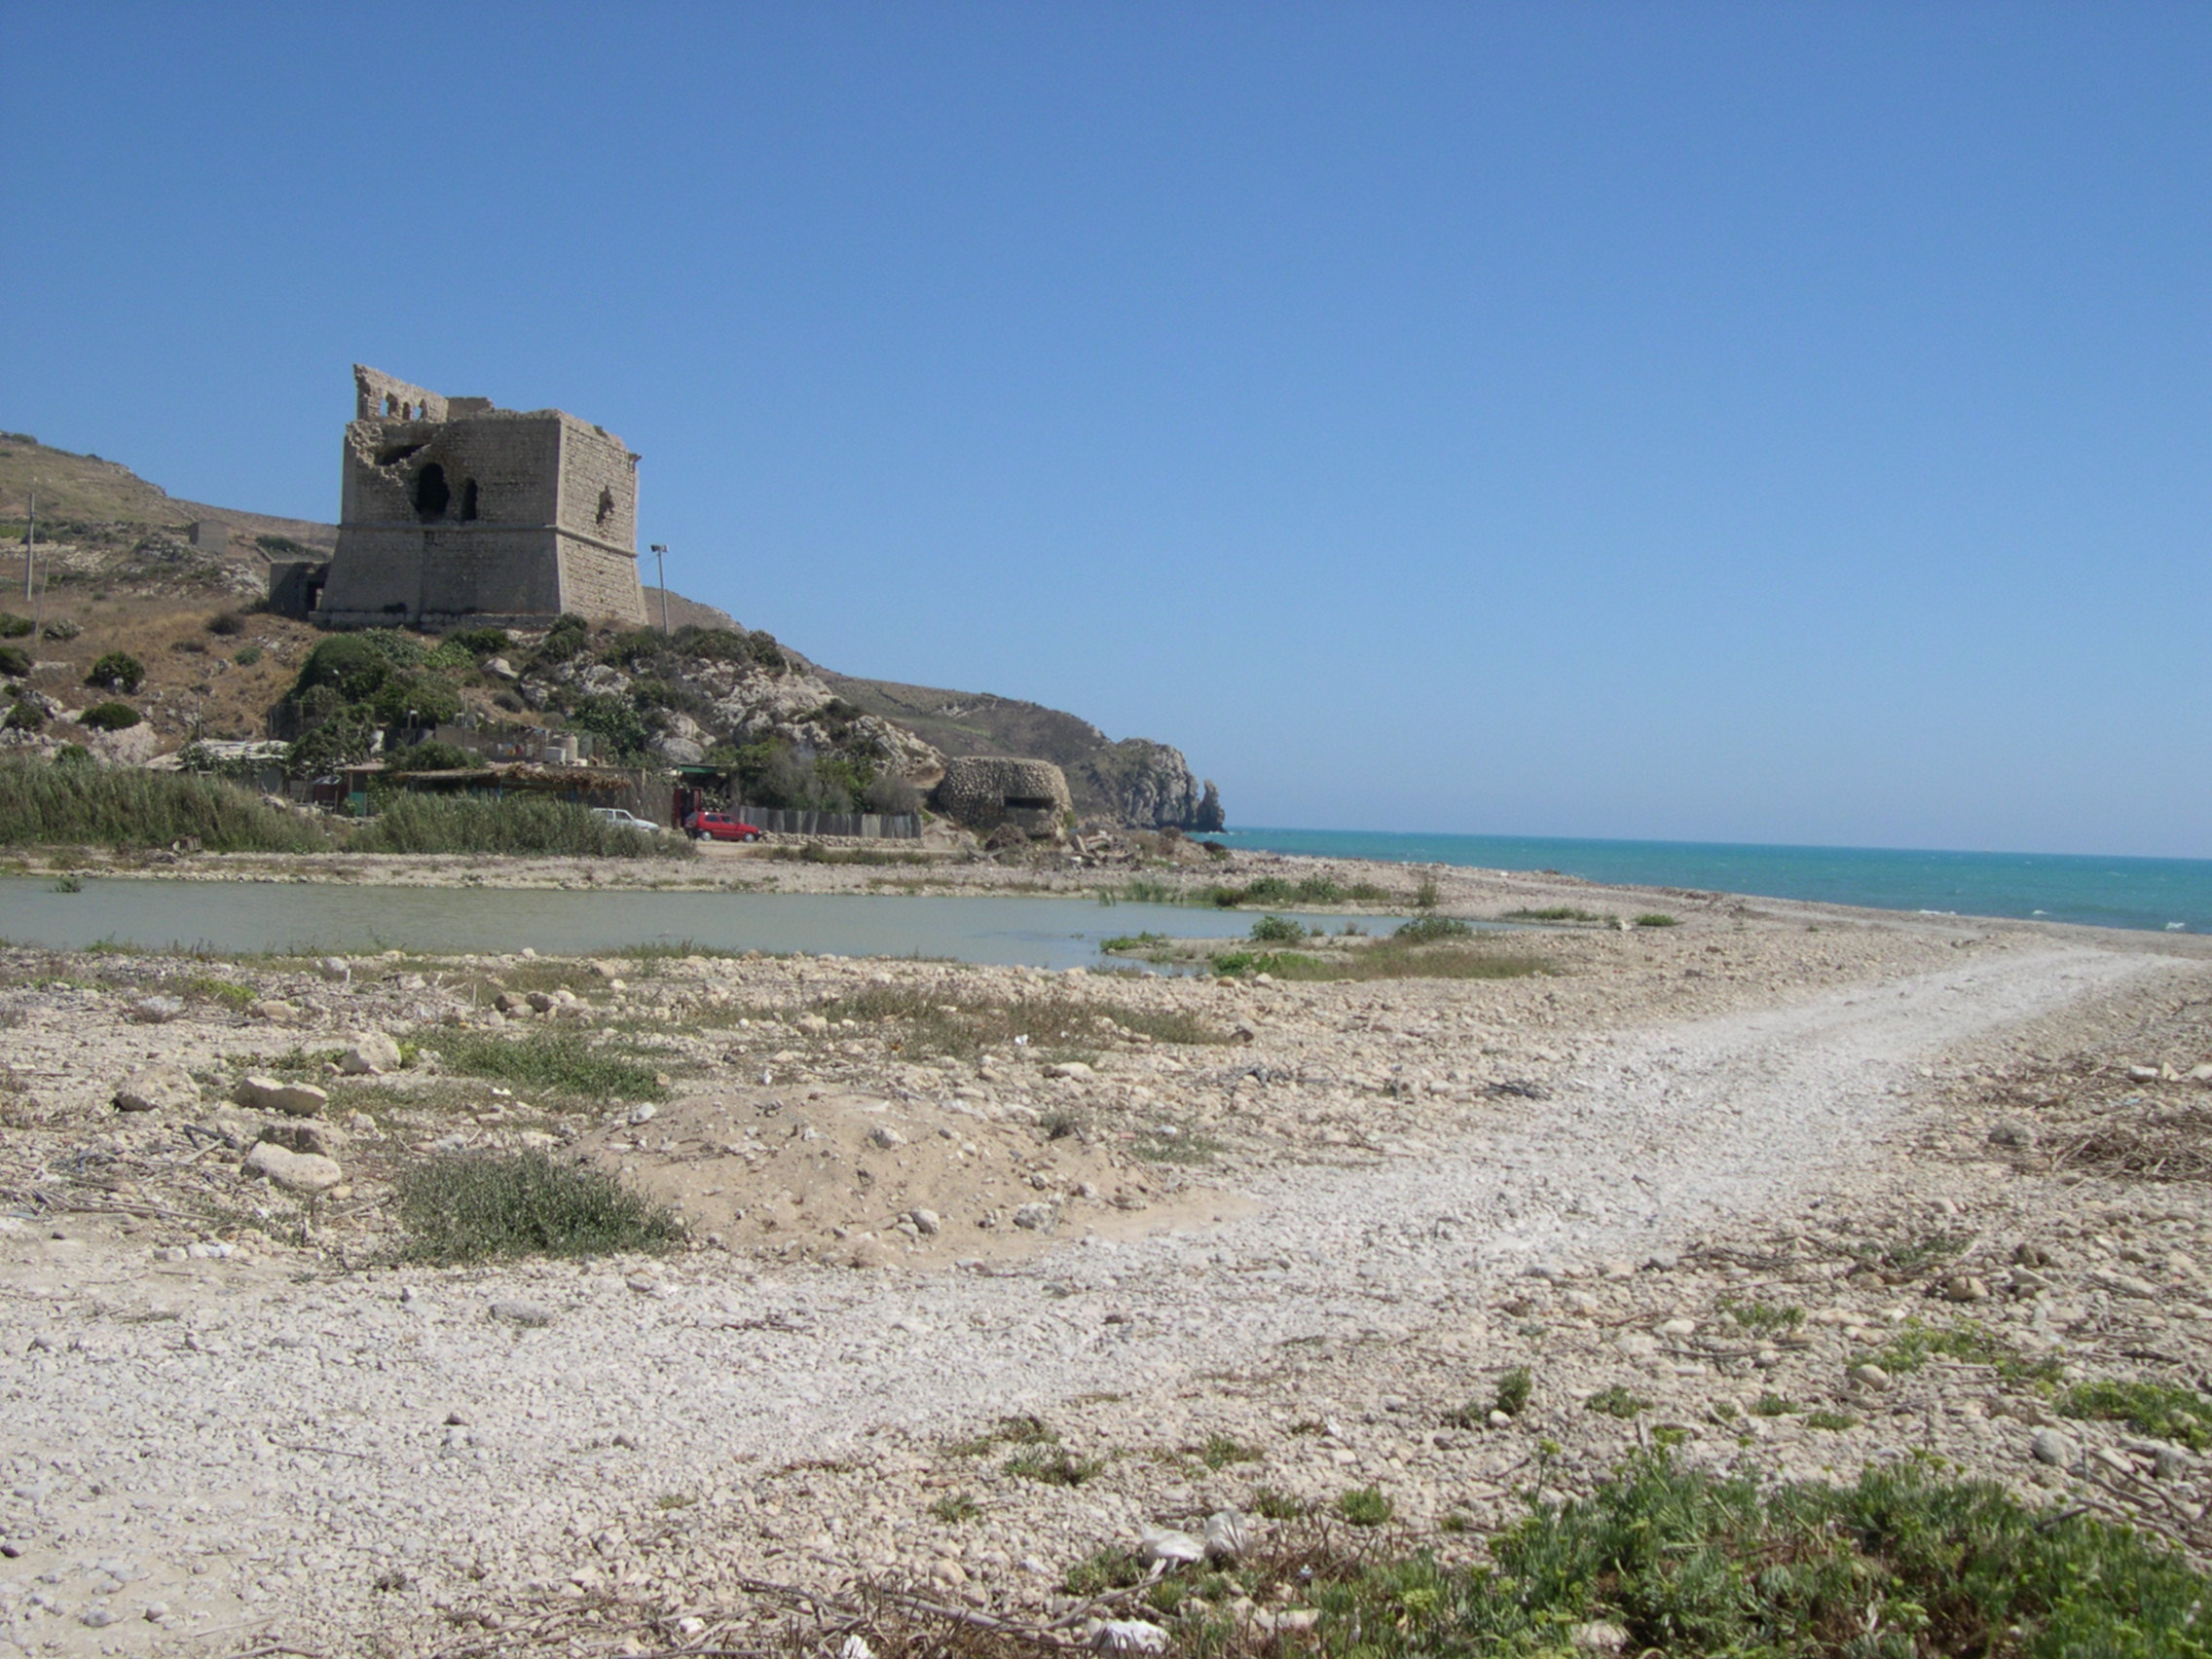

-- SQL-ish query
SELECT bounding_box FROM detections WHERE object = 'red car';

[683,810,764,842]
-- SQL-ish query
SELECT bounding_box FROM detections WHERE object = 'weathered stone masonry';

[313,365,648,630]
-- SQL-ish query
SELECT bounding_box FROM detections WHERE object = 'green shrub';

[42,618,81,642]
[85,650,144,692]
[4,696,45,730]
[290,631,424,700]
[233,644,263,667]
[392,1148,682,1264]
[0,645,30,678]
[444,626,511,656]
[387,740,477,773]
[79,701,141,731]
[1633,912,1679,928]
[0,758,328,851]
[205,610,247,637]
[1249,913,1306,942]
[1506,905,1609,923]
[0,611,32,638]
[1395,914,1473,943]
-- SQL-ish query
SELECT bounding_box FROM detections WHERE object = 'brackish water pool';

[0,878,1389,971]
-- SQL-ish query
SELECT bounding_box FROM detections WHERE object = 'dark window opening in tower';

[414,462,450,520]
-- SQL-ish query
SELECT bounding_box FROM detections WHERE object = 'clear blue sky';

[6,4,2207,856]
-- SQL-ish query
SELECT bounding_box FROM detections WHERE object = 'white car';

[590,807,663,833]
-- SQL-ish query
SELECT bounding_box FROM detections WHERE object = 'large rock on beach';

[340,1031,403,1075]
[243,1141,345,1195]
[234,1076,329,1118]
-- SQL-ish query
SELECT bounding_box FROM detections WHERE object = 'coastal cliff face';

[819,672,1223,830]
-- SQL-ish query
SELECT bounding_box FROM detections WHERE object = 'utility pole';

[650,543,670,633]
[22,484,34,606]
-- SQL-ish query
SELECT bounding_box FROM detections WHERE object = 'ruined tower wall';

[318,368,647,630]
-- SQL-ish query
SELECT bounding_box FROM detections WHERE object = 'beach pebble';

[2032,1429,2079,1468]
[490,1299,556,1328]
[1987,1119,2035,1148]
[1847,1363,1891,1392]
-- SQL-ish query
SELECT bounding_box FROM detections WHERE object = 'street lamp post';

[649,544,670,634]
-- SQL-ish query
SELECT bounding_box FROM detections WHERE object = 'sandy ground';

[3,856,2211,1656]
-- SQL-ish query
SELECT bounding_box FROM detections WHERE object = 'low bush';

[1633,912,1679,927]
[1395,914,1473,943]
[426,1028,669,1100]
[79,701,141,731]
[233,645,263,667]
[1229,1453,2212,1659]
[386,740,478,773]
[0,645,30,678]
[1505,904,1609,923]
[349,793,694,859]
[2059,1378,2212,1452]
[4,696,45,730]
[1248,914,1307,942]
[42,618,81,642]
[0,757,328,851]
[0,611,31,638]
[205,610,247,637]
[392,1148,681,1264]
[86,651,144,693]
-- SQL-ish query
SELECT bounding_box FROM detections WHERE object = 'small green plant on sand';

[929,1493,981,1523]
[1585,1384,1648,1419]
[1723,1298,1805,1334]
[1493,1366,1533,1417]
[1337,1486,1395,1527]
[1253,1488,1306,1520]
[1197,1432,1261,1470]
[1633,912,1679,927]
[1006,1447,1103,1486]
[393,1148,682,1264]
[429,1028,667,1100]
[1803,1410,1859,1431]
[1062,1547,1148,1597]
[947,1414,1056,1456]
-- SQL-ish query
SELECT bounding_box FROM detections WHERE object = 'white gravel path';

[0,942,2167,1653]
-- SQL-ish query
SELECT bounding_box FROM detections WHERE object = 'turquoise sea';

[1214,828,2212,936]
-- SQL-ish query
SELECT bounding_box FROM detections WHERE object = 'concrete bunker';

[930,756,1074,839]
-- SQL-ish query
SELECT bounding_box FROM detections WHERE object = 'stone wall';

[319,369,646,630]
[931,756,1073,837]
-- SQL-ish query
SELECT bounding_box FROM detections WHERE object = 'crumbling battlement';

[314,364,646,631]
[931,756,1074,838]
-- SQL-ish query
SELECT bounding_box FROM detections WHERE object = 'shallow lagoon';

[0,877,1389,970]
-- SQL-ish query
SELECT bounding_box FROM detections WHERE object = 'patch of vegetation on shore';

[1503,904,1612,923]
[427,1027,669,1101]
[1106,872,1404,909]
[817,983,1231,1060]
[1034,1455,2206,1659]
[348,793,694,859]
[1207,936,1547,982]
[393,1148,681,1263]
[0,756,329,852]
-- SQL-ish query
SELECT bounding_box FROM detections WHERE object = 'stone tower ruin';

[314,365,648,630]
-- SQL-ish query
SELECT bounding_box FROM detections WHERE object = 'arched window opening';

[460,478,480,521]
[384,393,398,416]
[414,461,450,519]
